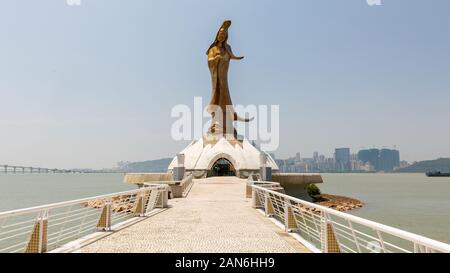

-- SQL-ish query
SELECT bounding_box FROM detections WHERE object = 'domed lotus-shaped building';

[168,136,278,178]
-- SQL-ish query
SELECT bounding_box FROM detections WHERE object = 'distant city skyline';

[1,0,450,168]
[274,147,403,173]
[273,146,401,161]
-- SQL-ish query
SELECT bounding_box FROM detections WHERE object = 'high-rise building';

[295,152,301,162]
[379,149,400,171]
[313,151,319,162]
[358,149,380,170]
[335,148,351,172]
[358,148,400,172]
[318,155,325,163]
[349,153,362,171]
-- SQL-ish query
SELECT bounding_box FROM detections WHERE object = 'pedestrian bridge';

[81,177,308,253]
[0,176,449,253]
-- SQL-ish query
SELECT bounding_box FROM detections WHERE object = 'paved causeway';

[81,177,309,253]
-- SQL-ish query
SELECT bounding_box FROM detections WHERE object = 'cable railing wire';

[0,184,168,253]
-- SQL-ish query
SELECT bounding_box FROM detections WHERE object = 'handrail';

[251,184,450,253]
[0,184,169,253]
[0,184,166,219]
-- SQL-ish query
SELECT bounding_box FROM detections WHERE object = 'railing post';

[251,188,262,208]
[157,188,168,208]
[96,201,111,231]
[181,175,193,197]
[134,193,146,217]
[414,243,427,253]
[25,211,48,253]
[246,182,253,198]
[320,212,328,253]
[284,202,298,232]
[320,212,341,253]
[264,194,274,217]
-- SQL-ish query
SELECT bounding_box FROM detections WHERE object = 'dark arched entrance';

[208,158,236,177]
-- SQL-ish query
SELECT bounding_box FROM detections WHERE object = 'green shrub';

[307,184,321,197]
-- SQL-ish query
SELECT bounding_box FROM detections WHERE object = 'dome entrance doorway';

[207,158,236,177]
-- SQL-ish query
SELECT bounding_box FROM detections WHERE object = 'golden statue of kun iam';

[206,20,253,139]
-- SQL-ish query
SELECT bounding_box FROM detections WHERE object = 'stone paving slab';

[81,177,309,253]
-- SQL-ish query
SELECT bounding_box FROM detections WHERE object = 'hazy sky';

[1,0,450,168]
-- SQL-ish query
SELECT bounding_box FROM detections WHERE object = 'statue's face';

[217,29,227,42]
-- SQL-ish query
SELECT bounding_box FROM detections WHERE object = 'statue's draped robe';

[207,44,236,135]
[208,45,234,111]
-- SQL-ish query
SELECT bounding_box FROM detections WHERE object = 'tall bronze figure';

[206,20,252,138]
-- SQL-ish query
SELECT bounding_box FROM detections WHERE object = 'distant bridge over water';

[0,164,125,174]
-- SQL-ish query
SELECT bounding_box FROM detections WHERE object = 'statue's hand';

[209,54,223,62]
[233,56,244,60]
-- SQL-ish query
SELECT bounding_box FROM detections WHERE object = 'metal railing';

[246,178,282,198]
[0,184,168,253]
[250,182,450,253]
[180,174,194,197]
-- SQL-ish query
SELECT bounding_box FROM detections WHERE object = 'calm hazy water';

[0,173,134,211]
[318,173,450,244]
[0,173,449,244]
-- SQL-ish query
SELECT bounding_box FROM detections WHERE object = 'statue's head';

[207,20,232,54]
[217,28,227,43]
[217,20,231,43]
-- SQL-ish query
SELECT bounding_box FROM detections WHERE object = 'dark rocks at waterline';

[313,194,364,212]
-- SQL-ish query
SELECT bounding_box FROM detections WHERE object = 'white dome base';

[168,135,278,178]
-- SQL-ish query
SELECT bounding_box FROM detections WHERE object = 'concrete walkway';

[81,177,309,253]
